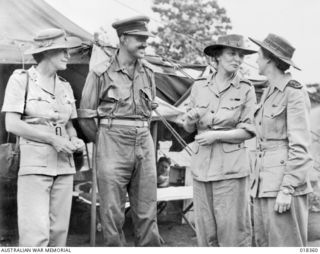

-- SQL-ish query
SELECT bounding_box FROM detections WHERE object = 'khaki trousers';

[17,174,73,247]
[253,195,308,247]
[193,177,252,246]
[96,125,160,246]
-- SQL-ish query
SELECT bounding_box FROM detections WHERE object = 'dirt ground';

[0,195,197,247]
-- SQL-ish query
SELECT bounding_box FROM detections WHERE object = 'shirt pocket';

[100,84,130,116]
[259,149,287,194]
[263,104,287,139]
[220,100,243,122]
[19,140,48,167]
[25,96,51,117]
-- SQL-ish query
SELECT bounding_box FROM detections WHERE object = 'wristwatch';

[280,187,294,195]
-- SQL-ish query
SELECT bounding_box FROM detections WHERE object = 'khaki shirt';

[251,74,313,198]
[80,54,156,120]
[184,71,256,182]
[1,66,77,176]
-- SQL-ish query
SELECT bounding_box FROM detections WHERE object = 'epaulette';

[287,80,302,89]
[240,78,252,86]
[141,59,156,72]
[90,44,114,76]
[13,69,27,75]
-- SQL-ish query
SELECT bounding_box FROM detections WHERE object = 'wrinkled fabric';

[18,174,73,247]
[1,66,77,176]
[253,195,308,247]
[78,53,156,142]
[251,74,313,198]
[193,177,252,246]
[96,125,160,246]
[184,71,257,181]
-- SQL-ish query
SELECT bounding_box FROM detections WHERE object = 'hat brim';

[124,31,155,38]
[24,36,82,55]
[204,44,257,57]
[249,37,301,71]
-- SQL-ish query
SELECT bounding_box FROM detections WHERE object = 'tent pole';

[151,121,158,162]
[90,143,97,246]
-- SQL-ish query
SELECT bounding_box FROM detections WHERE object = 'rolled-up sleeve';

[78,71,101,142]
[183,83,197,133]
[281,87,313,189]
[236,85,257,136]
[1,72,27,113]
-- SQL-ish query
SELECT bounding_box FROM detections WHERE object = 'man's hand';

[195,131,218,145]
[274,191,292,213]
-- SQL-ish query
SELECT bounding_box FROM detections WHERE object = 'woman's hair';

[32,52,45,64]
[210,47,224,64]
[261,48,290,72]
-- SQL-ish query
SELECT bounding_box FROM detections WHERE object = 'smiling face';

[43,48,70,71]
[122,34,149,59]
[216,47,245,74]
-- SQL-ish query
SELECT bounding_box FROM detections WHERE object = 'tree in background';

[151,0,232,64]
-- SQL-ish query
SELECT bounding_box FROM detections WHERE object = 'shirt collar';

[28,66,60,95]
[273,72,292,92]
[111,50,145,74]
[203,69,241,90]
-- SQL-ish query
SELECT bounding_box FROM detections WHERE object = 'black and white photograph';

[0,0,320,251]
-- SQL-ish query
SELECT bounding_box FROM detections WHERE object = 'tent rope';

[154,108,194,156]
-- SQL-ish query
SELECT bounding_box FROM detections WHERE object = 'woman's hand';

[274,191,292,213]
[51,136,77,154]
[186,108,200,121]
[195,131,219,145]
[70,137,85,152]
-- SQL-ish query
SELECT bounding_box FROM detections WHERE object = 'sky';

[45,0,320,84]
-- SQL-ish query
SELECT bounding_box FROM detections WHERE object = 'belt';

[26,122,68,136]
[257,140,288,151]
[100,118,149,128]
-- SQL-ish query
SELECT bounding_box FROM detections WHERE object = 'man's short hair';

[158,156,171,165]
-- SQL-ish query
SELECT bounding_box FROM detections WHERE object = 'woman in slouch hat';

[250,33,312,247]
[182,34,257,246]
[1,28,84,246]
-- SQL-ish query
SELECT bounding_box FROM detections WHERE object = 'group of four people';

[1,15,312,247]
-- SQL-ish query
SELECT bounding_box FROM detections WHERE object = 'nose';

[64,49,70,59]
[234,53,243,62]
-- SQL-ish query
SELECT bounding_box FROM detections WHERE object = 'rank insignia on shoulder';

[287,80,302,89]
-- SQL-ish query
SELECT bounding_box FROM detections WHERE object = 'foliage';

[151,0,232,64]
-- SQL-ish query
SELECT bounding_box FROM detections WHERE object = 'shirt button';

[259,154,262,158]
[259,122,261,125]
[271,114,274,117]
[211,110,214,113]
[52,96,56,99]
[280,160,285,164]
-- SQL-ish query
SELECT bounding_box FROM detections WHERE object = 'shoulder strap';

[23,71,29,115]
[287,80,302,89]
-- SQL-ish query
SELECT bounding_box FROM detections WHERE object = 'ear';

[119,34,126,44]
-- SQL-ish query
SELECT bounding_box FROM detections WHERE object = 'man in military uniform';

[78,16,160,246]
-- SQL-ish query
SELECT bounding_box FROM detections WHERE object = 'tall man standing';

[78,16,160,246]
